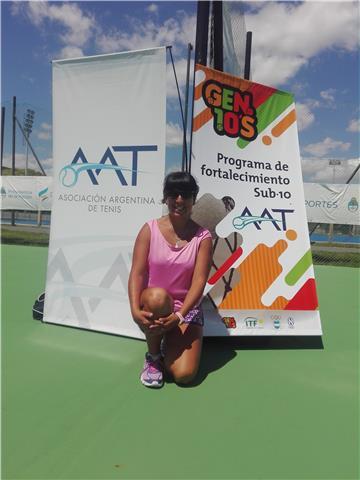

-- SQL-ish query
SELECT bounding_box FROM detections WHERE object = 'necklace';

[173,226,188,248]
[166,216,191,248]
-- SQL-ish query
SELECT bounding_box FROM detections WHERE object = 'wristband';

[174,311,185,325]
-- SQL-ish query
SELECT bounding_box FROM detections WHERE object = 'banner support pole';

[346,163,360,184]
[194,1,210,65]
[182,43,193,172]
[188,58,197,175]
[1,106,5,175]
[190,1,210,173]
[244,31,252,80]
[11,96,16,226]
[167,46,187,172]
[213,1,223,71]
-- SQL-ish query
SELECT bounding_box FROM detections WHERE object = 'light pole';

[23,109,35,175]
[329,159,341,183]
[328,159,341,242]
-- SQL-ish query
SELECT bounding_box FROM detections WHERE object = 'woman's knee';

[169,365,198,385]
[140,287,173,319]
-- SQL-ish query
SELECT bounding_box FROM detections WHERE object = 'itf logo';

[244,317,257,328]
[59,145,158,188]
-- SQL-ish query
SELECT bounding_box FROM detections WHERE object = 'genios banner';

[191,65,322,336]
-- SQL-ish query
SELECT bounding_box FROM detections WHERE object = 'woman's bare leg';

[164,323,203,384]
[140,287,173,355]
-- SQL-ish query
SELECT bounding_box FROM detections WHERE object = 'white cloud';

[320,88,336,104]
[289,82,308,97]
[244,2,359,86]
[10,2,21,16]
[21,74,35,84]
[301,157,360,184]
[37,131,51,141]
[347,118,360,132]
[303,137,351,157]
[2,153,53,174]
[12,1,95,58]
[95,13,196,55]
[296,103,315,131]
[26,2,95,46]
[147,4,158,14]
[36,123,52,141]
[305,98,321,109]
[59,46,84,59]
[166,122,183,147]
[167,58,192,99]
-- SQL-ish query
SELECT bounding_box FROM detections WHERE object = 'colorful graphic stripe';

[217,235,318,311]
[237,92,294,149]
[207,247,243,285]
[285,279,318,310]
[285,249,313,286]
[219,240,288,310]
[262,109,297,146]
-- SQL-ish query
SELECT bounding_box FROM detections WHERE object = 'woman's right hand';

[132,309,162,336]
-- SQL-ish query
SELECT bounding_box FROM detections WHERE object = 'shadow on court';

[177,335,324,387]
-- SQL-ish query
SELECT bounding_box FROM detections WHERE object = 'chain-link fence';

[2,210,359,268]
[309,223,360,268]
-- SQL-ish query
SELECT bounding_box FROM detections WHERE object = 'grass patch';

[1,228,49,246]
[312,250,360,268]
[2,228,359,267]
[311,242,360,249]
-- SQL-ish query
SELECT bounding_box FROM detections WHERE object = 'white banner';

[191,65,322,336]
[304,183,360,225]
[0,176,52,211]
[44,48,166,338]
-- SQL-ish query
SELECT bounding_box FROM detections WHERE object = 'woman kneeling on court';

[128,171,212,388]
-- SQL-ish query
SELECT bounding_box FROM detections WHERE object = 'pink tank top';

[147,219,212,310]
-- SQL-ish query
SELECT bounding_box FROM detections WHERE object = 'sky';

[1,0,359,183]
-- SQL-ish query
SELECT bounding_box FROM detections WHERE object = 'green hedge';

[2,228,359,267]
[1,228,49,247]
[312,251,360,268]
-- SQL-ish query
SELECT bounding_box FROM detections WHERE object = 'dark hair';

[162,171,199,203]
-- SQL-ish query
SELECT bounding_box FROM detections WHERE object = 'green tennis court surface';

[2,245,359,479]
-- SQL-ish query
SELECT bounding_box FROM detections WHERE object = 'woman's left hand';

[151,313,180,332]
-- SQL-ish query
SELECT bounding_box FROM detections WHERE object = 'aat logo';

[202,80,258,141]
[233,206,295,231]
[348,197,358,212]
[59,145,157,188]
